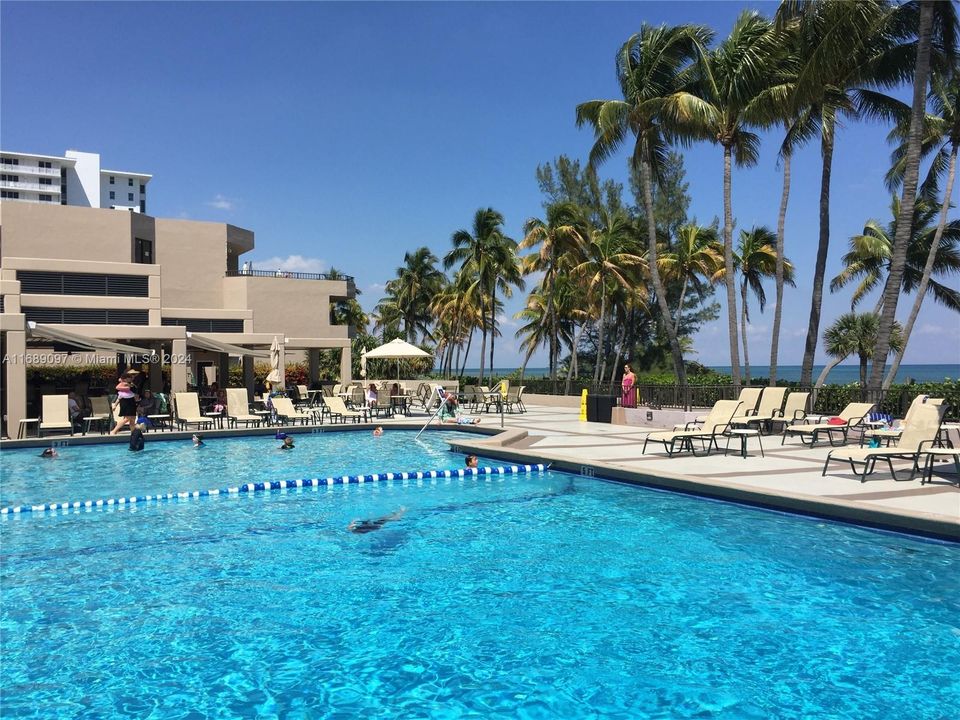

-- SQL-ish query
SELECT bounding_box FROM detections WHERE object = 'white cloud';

[251,255,327,273]
[368,282,386,292]
[205,194,236,211]
[917,323,958,337]
[497,314,518,328]
[745,323,769,336]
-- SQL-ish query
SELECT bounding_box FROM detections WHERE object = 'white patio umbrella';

[266,336,285,385]
[360,349,368,379]
[362,338,430,379]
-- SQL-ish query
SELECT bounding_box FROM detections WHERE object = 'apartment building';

[0,201,355,435]
[0,150,150,213]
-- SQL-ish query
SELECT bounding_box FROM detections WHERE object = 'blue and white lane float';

[0,464,548,516]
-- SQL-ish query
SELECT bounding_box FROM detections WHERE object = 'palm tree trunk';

[673,277,689,336]
[722,145,741,387]
[741,282,751,385]
[593,291,607,385]
[801,128,834,387]
[548,298,558,389]
[641,156,687,384]
[608,323,626,386]
[815,356,845,388]
[869,0,934,391]
[565,323,584,395]
[883,153,958,391]
[489,285,496,379]
[860,352,868,389]
[769,141,791,386]
[477,294,487,385]
[459,329,474,379]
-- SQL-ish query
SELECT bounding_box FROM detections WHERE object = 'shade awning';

[186,332,271,358]
[27,321,153,354]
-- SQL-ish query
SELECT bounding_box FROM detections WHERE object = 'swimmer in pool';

[348,507,406,534]
[465,454,478,469]
[373,426,384,437]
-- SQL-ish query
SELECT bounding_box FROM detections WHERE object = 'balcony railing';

[0,164,61,177]
[0,180,61,193]
[226,269,355,282]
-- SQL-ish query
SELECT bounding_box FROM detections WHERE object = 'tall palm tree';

[576,22,712,385]
[667,10,783,386]
[830,196,960,314]
[818,312,903,388]
[445,208,521,385]
[712,226,795,384]
[775,0,902,386]
[871,0,958,389]
[883,65,960,388]
[485,231,525,379]
[520,202,588,386]
[656,223,723,335]
[389,247,444,344]
[570,209,644,384]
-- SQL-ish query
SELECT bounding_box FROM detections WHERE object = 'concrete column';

[340,346,352,384]
[171,339,188,394]
[218,352,230,389]
[4,330,27,436]
[243,354,255,402]
[308,349,319,385]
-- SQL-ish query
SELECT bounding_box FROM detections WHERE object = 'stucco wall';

[154,218,231,309]
[0,201,147,262]
[222,276,345,337]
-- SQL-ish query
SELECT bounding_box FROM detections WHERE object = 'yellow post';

[580,388,588,422]
[500,379,508,398]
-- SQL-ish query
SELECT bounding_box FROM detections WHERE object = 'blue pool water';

[2,433,959,718]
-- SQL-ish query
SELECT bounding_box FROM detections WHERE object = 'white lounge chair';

[325,395,367,423]
[226,388,262,428]
[860,396,945,447]
[730,387,787,433]
[83,395,112,435]
[271,397,316,425]
[174,392,213,431]
[770,391,810,432]
[643,400,742,457]
[822,403,947,482]
[781,402,875,447]
[39,394,74,436]
[696,387,761,423]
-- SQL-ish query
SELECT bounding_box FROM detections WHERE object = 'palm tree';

[576,22,712,385]
[389,247,444,344]
[883,65,960,388]
[830,196,960,314]
[445,208,522,385]
[870,0,957,389]
[656,223,723,335]
[520,202,588,386]
[818,312,903,388]
[774,0,903,386]
[570,209,644,385]
[712,226,795,384]
[667,10,783,386]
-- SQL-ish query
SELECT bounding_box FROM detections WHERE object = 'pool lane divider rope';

[1,463,548,516]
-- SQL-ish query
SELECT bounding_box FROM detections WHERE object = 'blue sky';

[2,1,958,368]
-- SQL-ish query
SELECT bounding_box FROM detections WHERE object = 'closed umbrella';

[360,349,368,379]
[266,336,285,386]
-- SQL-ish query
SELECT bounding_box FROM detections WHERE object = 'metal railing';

[226,269,355,282]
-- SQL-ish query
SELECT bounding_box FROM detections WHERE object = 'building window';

[109,191,115,200]
[17,270,149,297]
[39,177,52,186]
[109,176,115,184]
[134,238,153,264]
[140,200,146,213]
[38,161,52,169]
[139,184,145,193]
[128,192,134,201]
[1,157,19,166]
[1,174,19,182]
[128,178,133,186]
[39,194,53,202]
[1,191,20,198]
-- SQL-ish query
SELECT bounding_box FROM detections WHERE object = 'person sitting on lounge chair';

[439,392,480,425]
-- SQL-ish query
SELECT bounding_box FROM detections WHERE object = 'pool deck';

[3,402,957,539]
[450,404,960,541]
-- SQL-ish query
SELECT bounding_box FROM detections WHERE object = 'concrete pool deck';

[448,404,960,541]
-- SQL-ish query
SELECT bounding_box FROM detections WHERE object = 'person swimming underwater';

[347,507,406,534]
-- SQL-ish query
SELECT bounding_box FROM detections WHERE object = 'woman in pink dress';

[621,364,637,408]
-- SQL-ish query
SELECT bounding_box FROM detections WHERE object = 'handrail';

[415,387,449,440]
[226,269,355,282]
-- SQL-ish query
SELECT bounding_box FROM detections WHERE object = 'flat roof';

[100,169,153,180]
[0,150,76,164]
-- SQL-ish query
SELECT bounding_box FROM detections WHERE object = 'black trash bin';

[593,395,617,423]
[586,395,599,423]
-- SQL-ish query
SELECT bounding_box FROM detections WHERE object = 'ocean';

[451,364,958,384]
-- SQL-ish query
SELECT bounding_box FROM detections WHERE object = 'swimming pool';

[2,434,958,718]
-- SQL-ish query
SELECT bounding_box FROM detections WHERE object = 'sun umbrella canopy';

[362,338,430,360]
